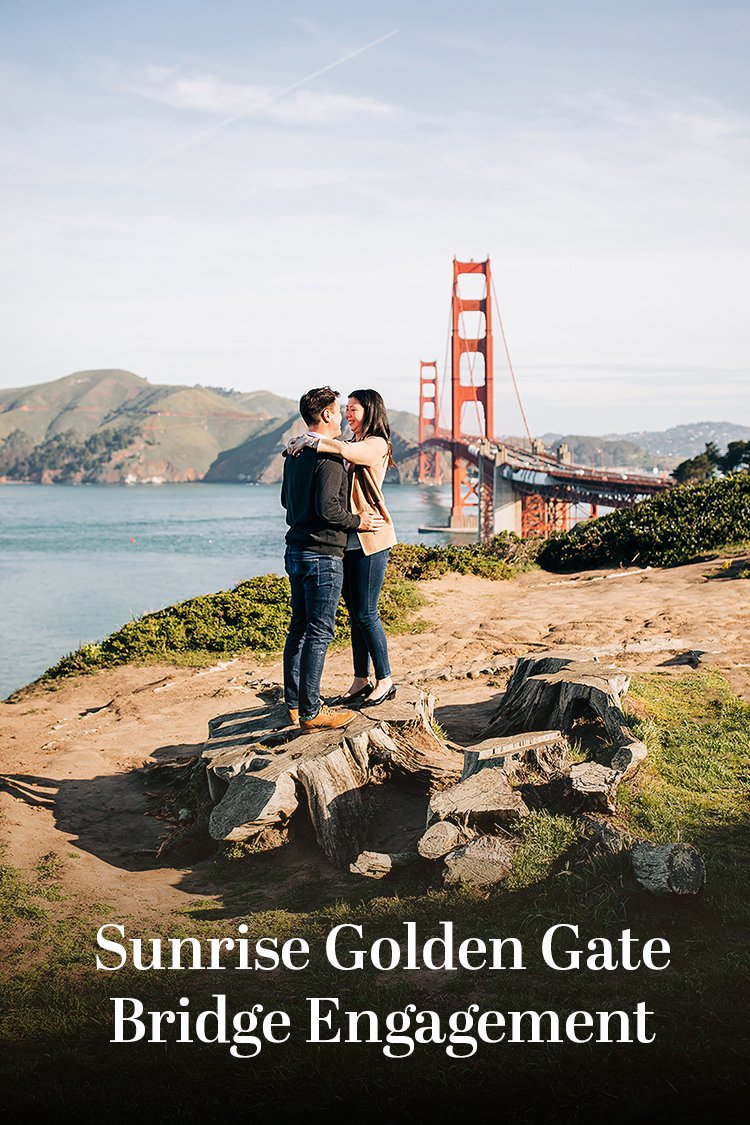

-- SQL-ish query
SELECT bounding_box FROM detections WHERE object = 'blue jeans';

[283,547,344,720]
[342,547,391,680]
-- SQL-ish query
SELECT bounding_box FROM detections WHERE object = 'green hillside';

[0,370,149,443]
[0,370,423,484]
[0,371,293,483]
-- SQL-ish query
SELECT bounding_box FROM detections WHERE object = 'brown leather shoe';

[300,704,355,731]
[287,707,299,725]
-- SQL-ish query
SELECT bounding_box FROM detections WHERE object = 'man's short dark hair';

[299,386,340,426]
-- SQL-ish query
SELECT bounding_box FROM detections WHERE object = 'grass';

[1,669,748,1119]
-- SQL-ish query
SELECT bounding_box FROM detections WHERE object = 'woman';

[288,389,398,706]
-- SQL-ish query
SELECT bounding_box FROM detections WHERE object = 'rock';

[443,836,514,887]
[631,841,706,896]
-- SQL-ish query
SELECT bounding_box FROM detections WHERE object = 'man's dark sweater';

[281,447,361,556]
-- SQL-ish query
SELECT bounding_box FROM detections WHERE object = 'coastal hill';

[0,368,747,484]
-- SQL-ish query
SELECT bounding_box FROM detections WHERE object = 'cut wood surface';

[428,769,529,828]
[349,851,417,879]
[569,761,622,814]
[443,835,514,887]
[417,820,465,860]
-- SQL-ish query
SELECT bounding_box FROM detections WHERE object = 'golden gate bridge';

[417,257,670,542]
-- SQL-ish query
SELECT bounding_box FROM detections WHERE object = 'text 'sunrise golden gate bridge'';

[417,258,669,542]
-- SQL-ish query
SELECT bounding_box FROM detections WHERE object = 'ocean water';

[0,483,456,699]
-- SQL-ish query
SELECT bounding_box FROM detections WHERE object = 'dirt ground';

[1,553,748,924]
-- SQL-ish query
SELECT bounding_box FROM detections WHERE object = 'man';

[281,386,384,730]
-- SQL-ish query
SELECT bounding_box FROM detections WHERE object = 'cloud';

[125,66,396,125]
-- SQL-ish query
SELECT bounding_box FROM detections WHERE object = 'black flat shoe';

[332,683,373,705]
[362,684,397,707]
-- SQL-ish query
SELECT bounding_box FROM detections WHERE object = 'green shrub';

[389,532,540,581]
[41,569,426,683]
[539,473,750,570]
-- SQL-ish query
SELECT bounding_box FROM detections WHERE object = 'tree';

[719,440,750,474]
[672,442,719,484]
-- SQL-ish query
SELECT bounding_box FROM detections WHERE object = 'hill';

[537,422,750,470]
[0,370,423,485]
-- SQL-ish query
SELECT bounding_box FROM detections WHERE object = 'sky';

[1,0,748,435]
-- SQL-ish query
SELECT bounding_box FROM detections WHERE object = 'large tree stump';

[485,653,646,812]
[204,690,461,867]
[631,841,705,896]
[443,836,514,887]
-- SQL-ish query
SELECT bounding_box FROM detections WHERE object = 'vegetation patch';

[388,532,540,581]
[622,671,750,869]
[0,424,142,482]
[539,472,750,570]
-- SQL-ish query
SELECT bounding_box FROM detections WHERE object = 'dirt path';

[1,553,748,924]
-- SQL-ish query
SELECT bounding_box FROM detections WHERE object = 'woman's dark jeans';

[283,546,344,720]
[342,547,391,680]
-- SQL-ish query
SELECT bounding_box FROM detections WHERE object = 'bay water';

[0,483,455,699]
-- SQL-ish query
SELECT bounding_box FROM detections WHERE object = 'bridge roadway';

[424,432,669,510]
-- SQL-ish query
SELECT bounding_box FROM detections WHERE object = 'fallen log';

[631,841,705,896]
[462,730,570,781]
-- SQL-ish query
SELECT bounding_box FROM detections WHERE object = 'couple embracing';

[281,386,397,730]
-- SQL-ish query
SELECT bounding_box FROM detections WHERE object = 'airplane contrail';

[136,29,399,174]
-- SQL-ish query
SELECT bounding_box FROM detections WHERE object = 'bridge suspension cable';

[490,271,533,444]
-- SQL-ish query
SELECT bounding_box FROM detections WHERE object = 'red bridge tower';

[450,258,494,528]
[417,360,441,484]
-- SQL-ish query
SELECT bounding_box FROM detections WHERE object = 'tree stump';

[204,690,462,867]
[484,653,646,812]
[631,841,705,896]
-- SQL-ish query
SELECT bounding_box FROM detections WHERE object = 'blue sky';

[1,1,748,433]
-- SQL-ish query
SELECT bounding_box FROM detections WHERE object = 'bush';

[388,532,540,581]
[539,473,750,570]
[42,569,425,683]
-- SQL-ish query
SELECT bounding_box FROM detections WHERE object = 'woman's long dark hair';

[348,388,396,466]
